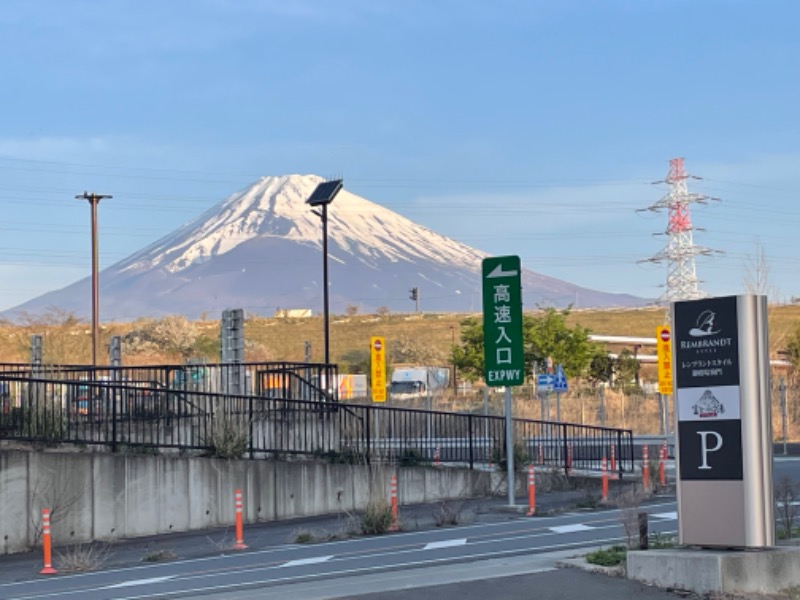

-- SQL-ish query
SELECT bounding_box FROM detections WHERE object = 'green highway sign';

[482,255,525,387]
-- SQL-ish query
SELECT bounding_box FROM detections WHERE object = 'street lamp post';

[76,191,112,367]
[306,180,343,367]
[451,326,458,399]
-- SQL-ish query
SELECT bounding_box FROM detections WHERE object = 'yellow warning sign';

[656,325,673,395]
[370,336,386,402]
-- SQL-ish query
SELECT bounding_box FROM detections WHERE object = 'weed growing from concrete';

[360,499,393,535]
[204,411,250,459]
[292,529,314,544]
[56,542,113,572]
[585,545,626,567]
[432,499,465,527]
[614,488,647,549]
[647,533,677,549]
[141,547,177,562]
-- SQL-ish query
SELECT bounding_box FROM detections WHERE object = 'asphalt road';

[3,456,800,600]
[0,499,680,600]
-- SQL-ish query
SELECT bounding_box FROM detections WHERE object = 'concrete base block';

[628,546,800,596]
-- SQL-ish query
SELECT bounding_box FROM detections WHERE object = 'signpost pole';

[505,386,514,506]
[556,391,561,423]
[781,377,787,456]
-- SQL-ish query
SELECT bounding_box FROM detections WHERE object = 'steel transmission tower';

[640,157,720,302]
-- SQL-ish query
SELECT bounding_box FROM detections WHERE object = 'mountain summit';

[5,175,646,320]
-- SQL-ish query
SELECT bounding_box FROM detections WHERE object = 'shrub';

[776,477,800,539]
[491,441,530,471]
[360,499,393,535]
[205,411,250,459]
[142,548,176,562]
[585,545,626,567]
[433,500,464,527]
[57,542,113,572]
[398,448,430,467]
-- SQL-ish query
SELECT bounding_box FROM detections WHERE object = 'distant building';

[274,308,313,318]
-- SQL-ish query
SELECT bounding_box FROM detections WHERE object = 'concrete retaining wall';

[0,449,492,555]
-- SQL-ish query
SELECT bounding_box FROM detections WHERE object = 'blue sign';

[537,374,554,391]
[554,364,568,392]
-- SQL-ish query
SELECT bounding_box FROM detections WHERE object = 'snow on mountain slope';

[3,174,648,321]
[118,175,483,276]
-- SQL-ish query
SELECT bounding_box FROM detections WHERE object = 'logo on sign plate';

[692,389,726,418]
[689,310,720,338]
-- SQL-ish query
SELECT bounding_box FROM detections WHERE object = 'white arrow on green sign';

[482,255,525,387]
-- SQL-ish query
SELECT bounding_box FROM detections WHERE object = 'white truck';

[389,367,450,400]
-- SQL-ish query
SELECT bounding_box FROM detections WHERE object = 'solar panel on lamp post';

[306,179,343,371]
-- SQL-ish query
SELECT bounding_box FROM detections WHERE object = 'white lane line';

[280,555,333,568]
[104,576,176,589]
[111,536,627,600]
[549,524,594,534]
[424,538,467,550]
[651,511,678,520]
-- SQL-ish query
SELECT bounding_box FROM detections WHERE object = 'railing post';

[365,405,371,465]
[248,396,254,460]
[468,414,474,470]
[111,383,118,453]
[562,423,569,475]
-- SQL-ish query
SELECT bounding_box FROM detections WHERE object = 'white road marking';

[281,555,334,568]
[651,511,678,520]
[105,576,175,589]
[549,524,594,534]
[424,538,467,550]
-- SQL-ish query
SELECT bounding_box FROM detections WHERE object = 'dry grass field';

[2,304,800,437]
[4,304,800,366]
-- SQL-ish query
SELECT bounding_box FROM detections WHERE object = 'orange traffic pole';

[526,464,536,516]
[233,489,247,550]
[659,445,666,487]
[40,508,57,575]
[601,457,608,502]
[389,474,399,531]
[642,446,650,491]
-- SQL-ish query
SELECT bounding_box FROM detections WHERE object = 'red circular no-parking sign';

[659,328,670,343]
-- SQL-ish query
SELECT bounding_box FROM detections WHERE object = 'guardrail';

[0,374,635,476]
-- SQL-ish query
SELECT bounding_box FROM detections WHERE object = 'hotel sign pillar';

[672,294,773,548]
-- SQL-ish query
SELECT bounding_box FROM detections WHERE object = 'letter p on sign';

[697,431,723,469]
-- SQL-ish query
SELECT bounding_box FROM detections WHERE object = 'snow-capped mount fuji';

[4,174,646,321]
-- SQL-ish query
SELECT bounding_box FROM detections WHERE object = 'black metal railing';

[0,373,635,475]
[0,361,339,402]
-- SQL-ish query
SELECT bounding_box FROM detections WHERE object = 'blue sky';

[1,0,798,313]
